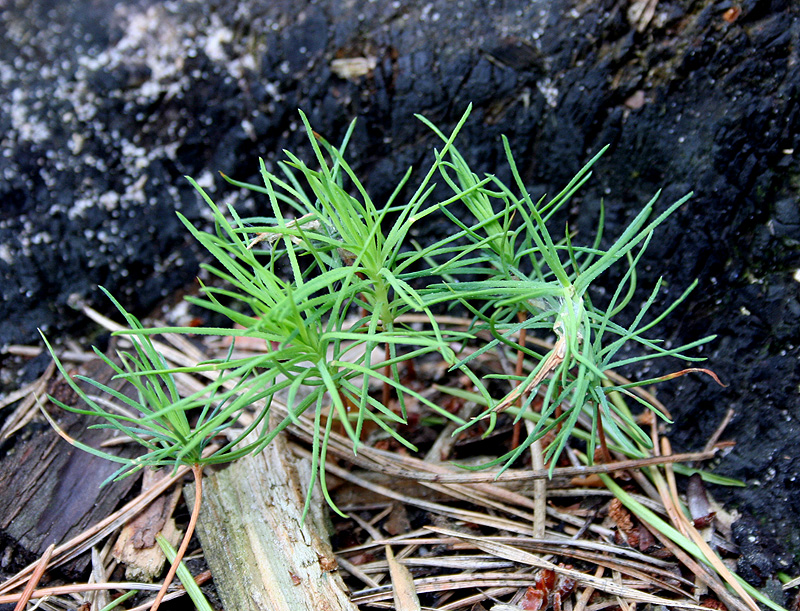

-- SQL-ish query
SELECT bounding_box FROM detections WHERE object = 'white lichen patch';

[203,14,234,63]
[537,77,559,108]
[98,191,120,211]
[0,243,14,265]
[193,169,216,191]
[10,88,51,143]
[78,5,192,98]
[330,57,377,80]
[68,197,96,221]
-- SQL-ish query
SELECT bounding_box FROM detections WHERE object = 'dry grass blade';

[358,555,516,573]
[275,391,715,484]
[661,439,760,611]
[426,526,709,610]
[351,572,547,604]
[505,542,692,596]
[415,480,533,523]
[0,361,55,439]
[640,519,750,611]
[0,565,212,608]
[293,444,534,535]
[493,334,566,414]
[318,441,717,483]
[349,532,693,600]
[13,543,54,611]
[782,574,800,590]
[702,407,735,454]
[3,344,95,361]
[337,556,382,589]
[349,534,683,582]
[0,581,163,605]
[126,590,189,611]
[386,545,422,611]
[527,421,547,538]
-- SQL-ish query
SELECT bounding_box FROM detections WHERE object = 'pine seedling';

[119,109,495,514]
[38,106,723,611]
[415,110,717,473]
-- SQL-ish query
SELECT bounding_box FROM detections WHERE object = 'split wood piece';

[112,467,183,581]
[0,356,140,577]
[184,432,357,611]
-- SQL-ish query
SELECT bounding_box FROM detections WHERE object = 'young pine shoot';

[39,289,272,611]
[118,107,492,515]
[39,107,720,608]
[415,107,718,473]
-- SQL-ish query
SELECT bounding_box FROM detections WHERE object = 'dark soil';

[1,0,798,587]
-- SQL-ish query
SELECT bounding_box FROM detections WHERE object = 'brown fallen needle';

[493,333,566,414]
[13,543,54,611]
[147,463,204,611]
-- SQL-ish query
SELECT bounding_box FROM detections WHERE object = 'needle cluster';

[43,105,714,505]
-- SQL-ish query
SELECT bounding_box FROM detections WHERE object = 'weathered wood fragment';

[0,357,141,576]
[186,433,357,611]
[112,468,183,581]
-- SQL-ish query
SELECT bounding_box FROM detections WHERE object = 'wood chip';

[387,545,422,611]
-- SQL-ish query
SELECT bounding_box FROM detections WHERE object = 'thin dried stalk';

[148,464,203,611]
[526,419,547,538]
[426,526,708,610]
[13,543,54,611]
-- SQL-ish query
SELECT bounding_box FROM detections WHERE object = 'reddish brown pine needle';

[13,543,54,611]
[149,463,203,611]
[595,403,613,464]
